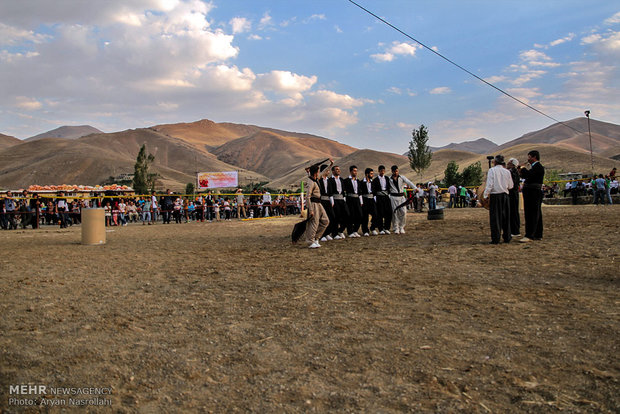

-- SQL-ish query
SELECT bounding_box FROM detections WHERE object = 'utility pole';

[584,110,594,176]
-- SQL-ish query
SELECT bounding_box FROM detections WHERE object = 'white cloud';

[520,49,552,62]
[248,34,262,40]
[230,17,251,34]
[388,87,402,95]
[429,87,451,95]
[306,14,326,22]
[0,22,50,45]
[605,11,620,25]
[549,33,575,47]
[15,96,42,110]
[334,25,343,33]
[307,90,367,109]
[581,34,602,45]
[256,70,317,95]
[259,12,273,29]
[484,75,508,84]
[371,41,417,62]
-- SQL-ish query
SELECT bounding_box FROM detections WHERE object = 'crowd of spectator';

[0,188,303,230]
[1,170,617,230]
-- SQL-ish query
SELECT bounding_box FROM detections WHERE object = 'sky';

[1,0,619,153]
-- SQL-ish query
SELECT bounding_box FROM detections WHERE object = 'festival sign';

[197,171,238,189]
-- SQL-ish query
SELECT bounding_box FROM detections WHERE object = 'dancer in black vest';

[371,165,392,234]
[328,165,349,239]
[318,164,336,242]
[360,167,378,236]
[343,165,363,238]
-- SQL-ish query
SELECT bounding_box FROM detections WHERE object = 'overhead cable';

[347,0,584,134]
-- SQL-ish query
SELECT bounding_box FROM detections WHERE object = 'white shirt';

[334,176,342,194]
[483,165,514,198]
[348,176,358,194]
[378,175,387,191]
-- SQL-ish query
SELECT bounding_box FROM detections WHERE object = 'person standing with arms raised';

[519,150,545,242]
[305,159,333,248]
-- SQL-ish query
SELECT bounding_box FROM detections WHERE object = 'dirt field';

[1,205,619,413]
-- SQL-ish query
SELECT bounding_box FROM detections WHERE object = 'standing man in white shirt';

[483,155,514,244]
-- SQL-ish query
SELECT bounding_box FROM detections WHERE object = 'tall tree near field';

[461,161,483,187]
[133,144,155,195]
[408,124,433,178]
[443,160,461,187]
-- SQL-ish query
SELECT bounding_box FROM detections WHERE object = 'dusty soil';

[1,205,619,413]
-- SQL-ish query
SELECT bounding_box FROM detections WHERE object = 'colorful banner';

[197,171,238,189]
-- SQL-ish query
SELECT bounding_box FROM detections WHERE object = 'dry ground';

[1,205,619,413]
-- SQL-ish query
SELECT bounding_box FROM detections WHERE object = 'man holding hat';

[483,155,513,244]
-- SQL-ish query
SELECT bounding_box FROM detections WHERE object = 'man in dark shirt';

[343,165,363,238]
[519,150,545,242]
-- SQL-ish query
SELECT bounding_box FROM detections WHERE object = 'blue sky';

[1,0,618,153]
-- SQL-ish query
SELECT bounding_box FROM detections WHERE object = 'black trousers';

[522,187,543,239]
[508,190,520,235]
[489,193,511,243]
[331,199,349,236]
[375,195,391,231]
[361,198,377,234]
[320,200,336,238]
[346,197,363,234]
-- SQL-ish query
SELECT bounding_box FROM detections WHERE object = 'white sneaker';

[379,230,385,235]
[363,232,369,237]
[348,233,357,238]
[384,230,390,235]
[334,234,342,240]
[371,230,379,236]
[326,235,333,241]
[309,240,320,248]
[400,228,405,234]
[354,232,361,237]
[338,232,345,239]
[320,237,327,242]
[394,229,401,234]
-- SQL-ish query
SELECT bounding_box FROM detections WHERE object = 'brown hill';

[26,125,103,141]
[430,138,498,154]
[212,130,357,179]
[152,119,259,149]
[0,133,21,150]
[0,129,269,191]
[497,117,620,155]
[266,149,410,190]
[416,144,617,184]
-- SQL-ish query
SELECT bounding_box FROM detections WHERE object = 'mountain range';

[0,117,618,191]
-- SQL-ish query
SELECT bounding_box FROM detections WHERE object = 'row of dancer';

[305,159,417,248]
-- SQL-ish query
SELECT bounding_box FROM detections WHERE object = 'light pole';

[584,110,594,176]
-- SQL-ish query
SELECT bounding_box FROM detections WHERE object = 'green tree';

[442,160,462,187]
[408,124,433,177]
[132,144,155,195]
[185,182,195,195]
[461,161,484,187]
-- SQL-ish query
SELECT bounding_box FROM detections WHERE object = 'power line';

[347,0,584,135]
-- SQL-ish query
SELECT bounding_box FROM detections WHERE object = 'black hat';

[494,155,505,164]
